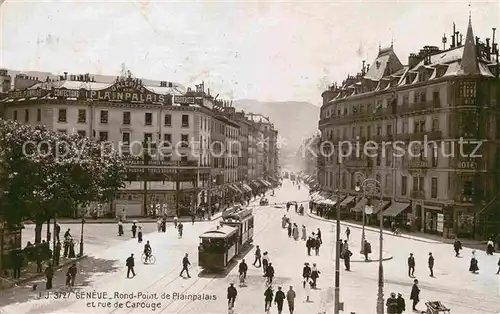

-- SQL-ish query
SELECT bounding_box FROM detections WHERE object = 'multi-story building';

[319,17,499,239]
[299,134,320,176]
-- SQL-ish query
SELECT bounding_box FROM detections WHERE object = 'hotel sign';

[457,161,477,170]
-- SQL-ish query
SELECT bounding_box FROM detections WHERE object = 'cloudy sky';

[0,0,498,105]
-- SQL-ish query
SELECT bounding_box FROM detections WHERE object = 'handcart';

[425,301,450,314]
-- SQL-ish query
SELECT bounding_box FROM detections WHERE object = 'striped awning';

[259,179,272,187]
[383,202,410,217]
[240,183,252,192]
[340,196,356,207]
[352,198,368,212]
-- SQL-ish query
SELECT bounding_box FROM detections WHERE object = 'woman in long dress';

[486,238,495,255]
[469,250,479,273]
[301,225,307,240]
[293,224,299,240]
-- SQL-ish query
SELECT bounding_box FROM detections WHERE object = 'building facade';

[1,73,280,217]
[318,18,500,239]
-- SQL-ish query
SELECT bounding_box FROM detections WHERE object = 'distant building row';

[0,72,280,217]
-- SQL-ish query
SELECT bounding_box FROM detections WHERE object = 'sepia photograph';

[0,0,499,313]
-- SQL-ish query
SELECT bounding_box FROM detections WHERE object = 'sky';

[0,0,499,106]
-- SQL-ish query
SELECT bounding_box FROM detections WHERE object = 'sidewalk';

[307,211,488,249]
[22,192,274,225]
[0,255,87,290]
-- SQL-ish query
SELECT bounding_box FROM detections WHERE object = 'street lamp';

[79,206,86,257]
[354,172,367,254]
[357,178,385,314]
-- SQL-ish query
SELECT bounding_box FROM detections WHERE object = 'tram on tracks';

[198,205,254,270]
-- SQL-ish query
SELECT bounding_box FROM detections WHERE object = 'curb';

[306,211,440,244]
[350,255,393,263]
[0,255,88,290]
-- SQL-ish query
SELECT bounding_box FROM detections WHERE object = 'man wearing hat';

[227,283,237,310]
[386,292,398,314]
[274,286,286,314]
[396,293,406,314]
[410,279,420,311]
[302,262,311,288]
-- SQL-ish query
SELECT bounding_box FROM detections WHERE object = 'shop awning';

[318,199,336,206]
[309,191,321,199]
[240,183,252,192]
[260,179,272,187]
[251,180,262,188]
[373,200,390,215]
[228,184,240,193]
[340,196,356,207]
[231,184,243,194]
[383,202,410,217]
[351,198,368,212]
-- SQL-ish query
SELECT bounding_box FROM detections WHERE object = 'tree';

[0,119,125,242]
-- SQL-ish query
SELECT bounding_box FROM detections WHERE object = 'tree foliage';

[0,119,126,228]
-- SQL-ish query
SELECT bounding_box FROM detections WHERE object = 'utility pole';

[334,159,342,313]
[143,140,151,216]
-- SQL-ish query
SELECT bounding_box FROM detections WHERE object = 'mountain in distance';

[233,99,320,167]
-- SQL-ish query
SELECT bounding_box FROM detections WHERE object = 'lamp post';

[357,178,384,314]
[354,171,367,254]
[79,206,85,257]
[334,188,341,314]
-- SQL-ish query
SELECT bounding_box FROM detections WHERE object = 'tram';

[198,205,254,270]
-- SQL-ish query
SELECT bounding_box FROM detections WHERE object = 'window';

[432,118,439,131]
[463,180,473,195]
[342,173,346,189]
[122,132,130,144]
[413,176,419,191]
[24,109,29,122]
[431,177,438,198]
[99,131,108,142]
[164,114,172,126]
[163,134,172,147]
[431,146,438,167]
[401,176,407,195]
[144,133,153,144]
[433,91,440,105]
[375,173,381,183]
[123,111,131,125]
[367,126,371,138]
[376,125,382,135]
[100,110,108,124]
[181,134,189,147]
[145,112,153,125]
[181,114,189,127]
[36,109,41,122]
[421,91,427,102]
[459,81,476,98]
[78,109,86,123]
[58,109,67,122]
[403,95,409,105]
[180,154,188,162]
[386,124,392,135]
[77,130,86,137]
[13,110,18,120]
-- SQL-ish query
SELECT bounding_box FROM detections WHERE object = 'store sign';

[86,78,170,104]
[457,161,477,170]
[8,88,48,99]
[124,159,197,167]
[174,96,195,104]
[437,213,444,233]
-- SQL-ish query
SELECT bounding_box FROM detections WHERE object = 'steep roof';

[457,16,480,75]
[364,47,404,81]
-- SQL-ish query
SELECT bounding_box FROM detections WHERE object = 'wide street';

[1,180,499,314]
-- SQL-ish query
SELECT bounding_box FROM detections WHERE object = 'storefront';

[423,203,444,235]
[454,206,475,238]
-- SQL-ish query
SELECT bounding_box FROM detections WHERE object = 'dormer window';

[376,61,381,69]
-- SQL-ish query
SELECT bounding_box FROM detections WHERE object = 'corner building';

[319,17,500,239]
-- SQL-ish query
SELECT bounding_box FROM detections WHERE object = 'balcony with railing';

[407,159,430,169]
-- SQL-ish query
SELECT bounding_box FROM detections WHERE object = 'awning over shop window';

[318,199,336,206]
[260,179,272,187]
[232,184,243,194]
[240,183,252,192]
[340,196,356,207]
[373,200,390,215]
[309,192,321,199]
[351,198,367,212]
[251,180,262,188]
[228,184,240,193]
[383,202,410,217]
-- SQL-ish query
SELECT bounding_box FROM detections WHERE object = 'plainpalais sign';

[9,77,173,104]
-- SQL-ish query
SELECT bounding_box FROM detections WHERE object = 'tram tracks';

[114,201,281,314]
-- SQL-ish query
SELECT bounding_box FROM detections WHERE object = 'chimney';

[362,60,366,76]
[451,22,456,48]
[455,31,459,45]
[486,38,491,59]
[408,53,423,69]
[459,33,463,46]
[207,88,210,96]
[64,72,68,80]
[493,28,497,54]
[366,64,370,71]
